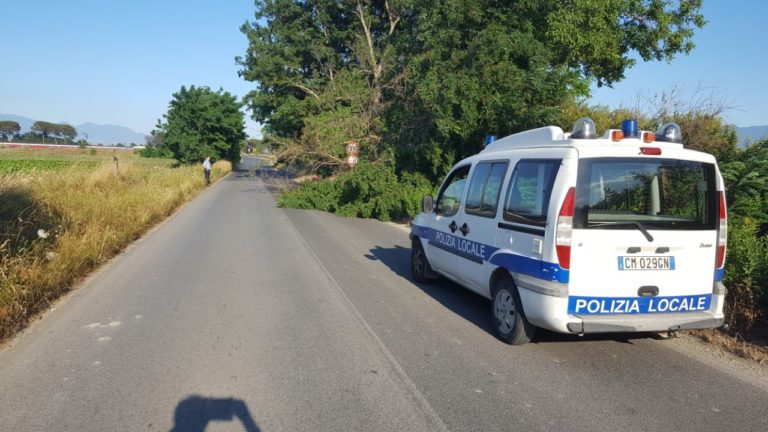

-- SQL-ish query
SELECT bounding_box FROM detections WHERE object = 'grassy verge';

[690,328,768,364]
[0,154,230,342]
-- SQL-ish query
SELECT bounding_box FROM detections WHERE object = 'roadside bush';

[279,162,433,222]
[140,143,173,159]
[723,218,768,330]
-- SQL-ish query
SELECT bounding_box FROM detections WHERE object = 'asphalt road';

[0,160,766,431]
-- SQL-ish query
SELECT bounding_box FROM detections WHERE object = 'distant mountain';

[75,123,147,146]
[734,125,768,147]
[0,113,148,145]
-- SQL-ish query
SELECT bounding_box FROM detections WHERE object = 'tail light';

[556,187,575,269]
[716,191,727,268]
[640,147,662,155]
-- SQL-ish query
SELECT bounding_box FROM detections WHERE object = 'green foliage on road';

[146,86,247,164]
[280,163,432,221]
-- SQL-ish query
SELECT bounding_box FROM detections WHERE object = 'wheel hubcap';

[494,290,516,334]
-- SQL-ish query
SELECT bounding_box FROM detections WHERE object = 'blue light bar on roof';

[621,119,639,138]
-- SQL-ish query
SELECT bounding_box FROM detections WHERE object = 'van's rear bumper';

[565,312,724,334]
[517,287,725,334]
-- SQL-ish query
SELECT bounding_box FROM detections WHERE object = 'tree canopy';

[29,121,77,144]
[721,139,768,223]
[151,86,246,164]
[238,0,705,177]
[0,121,21,141]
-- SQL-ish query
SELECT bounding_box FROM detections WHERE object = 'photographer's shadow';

[170,395,260,432]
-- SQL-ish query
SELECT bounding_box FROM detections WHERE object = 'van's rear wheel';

[411,239,435,284]
[492,276,535,345]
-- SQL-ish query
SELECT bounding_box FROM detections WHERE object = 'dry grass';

[691,295,768,365]
[0,155,230,342]
[690,327,768,365]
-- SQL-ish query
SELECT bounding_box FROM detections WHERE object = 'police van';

[410,119,727,344]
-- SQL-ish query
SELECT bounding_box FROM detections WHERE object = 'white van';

[410,119,727,344]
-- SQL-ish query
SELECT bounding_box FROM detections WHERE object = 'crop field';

[0,159,100,174]
[0,145,172,172]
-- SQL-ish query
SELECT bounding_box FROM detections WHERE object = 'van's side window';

[503,159,561,226]
[465,161,509,218]
[435,165,471,217]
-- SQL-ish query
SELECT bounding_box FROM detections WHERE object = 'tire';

[411,238,435,284]
[491,276,536,345]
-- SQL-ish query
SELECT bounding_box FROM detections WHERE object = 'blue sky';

[1,1,766,138]
[1,0,259,136]
[589,1,767,127]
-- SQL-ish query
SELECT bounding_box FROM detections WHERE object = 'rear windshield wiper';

[587,221,654,243]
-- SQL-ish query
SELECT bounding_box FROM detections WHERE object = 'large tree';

[152,86,246,164]
[31,121,56,143]
[0,121,20,142]
[238,0,402,171]
[239,0,705,177]
[30,121,76,144]
[396,0,706,176]
[55,124,78,144]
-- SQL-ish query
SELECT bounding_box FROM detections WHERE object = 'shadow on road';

[367,244,496,336]
[170,395,260,432]
[367,244,661,345]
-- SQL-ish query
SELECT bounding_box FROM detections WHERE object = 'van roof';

[480,125,686,155]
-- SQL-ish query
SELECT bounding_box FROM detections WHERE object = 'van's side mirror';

[422,195,434,213]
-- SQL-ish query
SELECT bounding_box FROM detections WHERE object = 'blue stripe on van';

[489,253,570,283]
[411,225,569,283]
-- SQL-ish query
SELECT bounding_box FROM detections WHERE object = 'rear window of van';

[574,158,717,230]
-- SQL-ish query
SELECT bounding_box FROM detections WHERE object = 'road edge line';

[281,209,450,432]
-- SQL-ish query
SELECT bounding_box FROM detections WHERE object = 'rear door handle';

[460,223,470,236]
[449,221,458,233]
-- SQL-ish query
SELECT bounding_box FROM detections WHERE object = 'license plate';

[618,256,675,270]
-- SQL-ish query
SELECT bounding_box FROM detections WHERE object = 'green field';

[0,159,99,174]
[0,146,173,174]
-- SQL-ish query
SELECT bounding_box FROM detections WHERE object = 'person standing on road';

[203,156,212,185]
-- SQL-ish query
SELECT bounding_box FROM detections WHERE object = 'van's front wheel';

[411,239,435,284]
[492,276,535,345]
